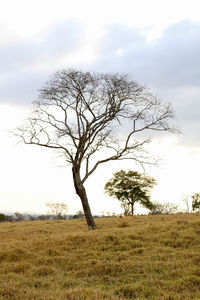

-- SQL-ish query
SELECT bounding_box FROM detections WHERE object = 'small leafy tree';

[192,193,200,212]
[105,170,156,215]
[46,202,68,219]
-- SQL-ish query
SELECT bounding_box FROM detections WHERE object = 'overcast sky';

[0,0,200,215]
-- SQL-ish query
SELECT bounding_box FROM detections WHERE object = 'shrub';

[0,213,6,222]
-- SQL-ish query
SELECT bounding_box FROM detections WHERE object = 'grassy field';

[0,214,200,299]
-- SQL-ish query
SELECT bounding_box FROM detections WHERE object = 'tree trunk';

[131,202,134,216]
[72,166,96,230]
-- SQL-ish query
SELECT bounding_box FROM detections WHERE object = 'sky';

[0,0,200,215]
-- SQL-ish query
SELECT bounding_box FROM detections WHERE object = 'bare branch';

[13,69,177,229]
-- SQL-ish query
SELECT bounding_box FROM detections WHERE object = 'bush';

[0,214,6,222]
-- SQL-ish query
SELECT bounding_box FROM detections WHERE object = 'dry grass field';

[0,213,200,299]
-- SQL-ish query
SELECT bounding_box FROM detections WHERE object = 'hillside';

[0,214,200,299]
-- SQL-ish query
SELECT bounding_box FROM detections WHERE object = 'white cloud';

[1,0,200,41]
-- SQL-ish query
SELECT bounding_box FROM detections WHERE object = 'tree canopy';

[105,170,156,215]
[14,69,175,229]
[192,193,200,212]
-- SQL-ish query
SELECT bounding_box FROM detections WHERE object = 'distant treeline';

[0,212,97,222]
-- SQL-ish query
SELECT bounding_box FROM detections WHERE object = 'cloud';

[0,18,84,104]
[0,19,83,72]
[0,70,47,104]
[87,20,200,146]
[93,20,200,87]
[1,18,199,147]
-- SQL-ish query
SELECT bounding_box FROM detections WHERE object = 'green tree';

[192,193,200,212]
[14,69,175,229]
[105,170,156,215]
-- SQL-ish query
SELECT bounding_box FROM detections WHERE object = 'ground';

[0,213,200,299]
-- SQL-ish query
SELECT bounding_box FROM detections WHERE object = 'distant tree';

[180,193,191,213]
[4,215,14,222]
[72,209,85,219]
[105,170,156,215]
[46,202,68,219]
[14,212,25,221]
[0,213,6,222]
[76,209,84,215]
[192,193,200,212]
[150,202,179,215]
[26,214,37,221]
[14,69,175,229]
[37,214,52,221]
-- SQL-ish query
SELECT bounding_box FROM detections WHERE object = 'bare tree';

[46,202,68,219]
[149,202,179,215]
[180,193,190,213]
[14,69,175,229]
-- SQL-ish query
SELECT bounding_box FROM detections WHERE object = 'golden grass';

[0,214,200,299]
